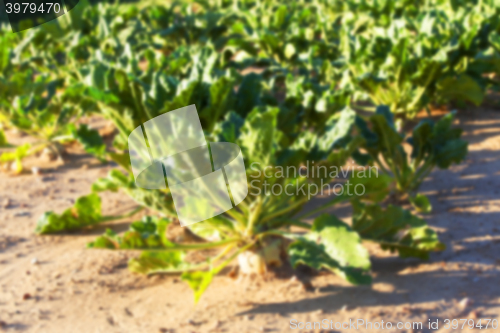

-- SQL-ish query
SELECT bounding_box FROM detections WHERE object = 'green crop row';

[1,0,495,301]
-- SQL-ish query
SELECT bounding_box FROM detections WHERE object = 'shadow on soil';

[239,110,500,329]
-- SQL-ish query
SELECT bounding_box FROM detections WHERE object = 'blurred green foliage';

[1,0,494,301]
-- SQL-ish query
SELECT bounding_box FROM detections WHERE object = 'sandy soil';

[0,108,499,333]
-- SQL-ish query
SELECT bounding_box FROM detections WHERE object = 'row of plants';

[0,0,495,301]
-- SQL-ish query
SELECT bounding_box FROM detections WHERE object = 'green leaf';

[434,139,468,169]
[235,74,262,118]
[238,106,281,166]
[370,108,403,154]
[92,170,175,216]
[273,5,288,28]
[36,193,102,234]
[409,194,432,213]
[319,106,357,152]
[408,112,468,169]
[72,124,106,159]
[409,119,433,162]
[352,201,445,259]
[129,251,203,274]
[199,76,236,132]
[187,216,237,241]
[0,143,31,173]
[88,216,173,249]
[181,270,214,303]
[437,75,484,106]
[92,169,131,192]
[348,173,393,203]
[0,129,8,147]
[312,214,371,269]
[88,216,234,277]
[289,214,371,285]
[213,111,244,143]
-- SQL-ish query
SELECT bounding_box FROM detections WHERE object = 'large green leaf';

[235,73,263,118]
[238,106,281,166]
[0,129,8,147]
[186,216,237,241]
[92,170,175,216]
[352,201,445,259]
[130,251,203,274]
[88,216,173,249]
[348,173,393,203]
[318,106,357,152]
[89,216,202,274]
[181,270,214,303]
[409,111,468,169]
[409,194,432,213]
[437,74,484,106]
[71,124,106,160]
[0,143,31,173]
[289,214,371,284]
[36,193,103,234]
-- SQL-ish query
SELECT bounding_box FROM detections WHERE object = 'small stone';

[14,211,30,217]
[22,293,31,300]
[459,297,472,308]
[228,267,238,279]
[31,167,41,176]
[124,308,133,317]
[244,315,253,321]
[314,309,324,315]
[31,258,39,265]
[81,164,89,170]
[341,305,349,311]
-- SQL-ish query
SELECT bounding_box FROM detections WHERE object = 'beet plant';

[353,106,468,212]
[83,102,446,301]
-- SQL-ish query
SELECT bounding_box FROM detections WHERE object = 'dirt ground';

[0,108,500,333]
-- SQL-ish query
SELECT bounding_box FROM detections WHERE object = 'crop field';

[0,0,500,332]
